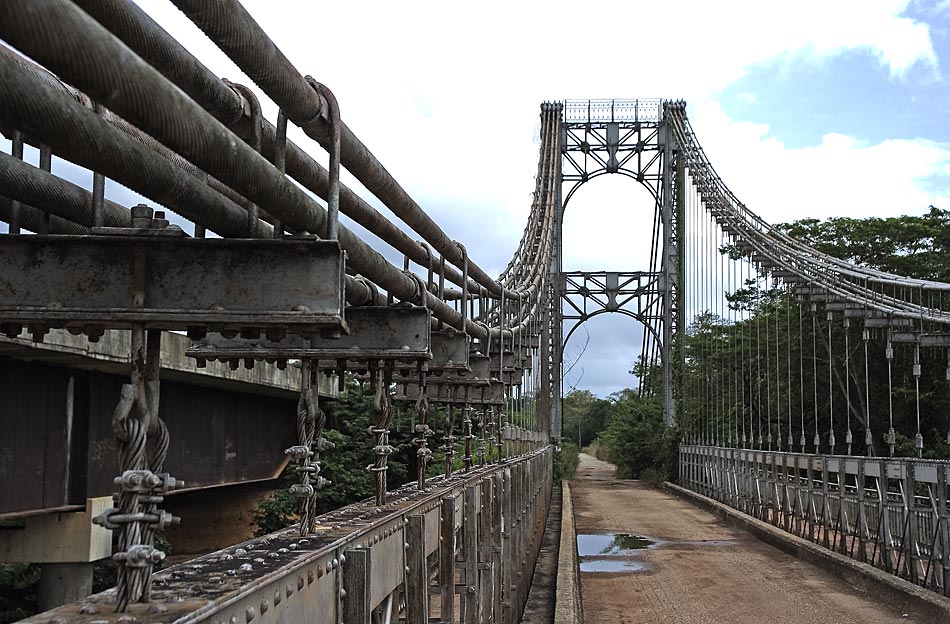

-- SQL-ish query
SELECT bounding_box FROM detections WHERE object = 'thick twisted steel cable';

[669,109,950,295]
[79,0,485,294]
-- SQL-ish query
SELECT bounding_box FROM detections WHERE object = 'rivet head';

[260,599,269,614]
[297,576,305,590]
[245,606,256,622]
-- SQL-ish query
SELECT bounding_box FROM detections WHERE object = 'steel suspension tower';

[551,99,685,433]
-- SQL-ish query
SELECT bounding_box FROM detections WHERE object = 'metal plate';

[430,329,469,372]
[187,306,430,362]
[0,235,345,333]
[394,379,504,405]
[381,353,491,388]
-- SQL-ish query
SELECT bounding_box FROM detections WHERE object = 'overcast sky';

[4,0,950,397]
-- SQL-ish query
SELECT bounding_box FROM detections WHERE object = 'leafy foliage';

[554,441,580,481]
[0,564,39,624]
[253,376,432,534]
[562,390,613,448]
[600,395,680,481]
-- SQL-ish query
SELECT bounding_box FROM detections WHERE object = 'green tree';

[601,394,679,481]
[562,389,612,448]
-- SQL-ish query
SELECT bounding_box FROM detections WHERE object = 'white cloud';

[687,101,950,225]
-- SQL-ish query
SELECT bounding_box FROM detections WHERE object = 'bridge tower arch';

[548,99,685,436]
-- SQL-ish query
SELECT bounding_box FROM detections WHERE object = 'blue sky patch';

[721,47,950,148]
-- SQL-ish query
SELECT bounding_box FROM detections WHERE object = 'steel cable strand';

[489,106,560,328]
[9,2,552,334]
[285,361,317,537]
[0,3,491,326]
[171,0,534,301]
[0,49,262,238]
[1,33,517,339]
[304,380,331,534]
[693,186,950,324]
[414,370,432,489]
[0,196,87,234]
[486,105,559,294]
[77,0,495,297]
[369,364,395,505]
[0,45,277,233]
[670,111,950,294]
[0,149,130,229]
[114,408,148,611]
[139,417,169,601]
[499,106,560,286]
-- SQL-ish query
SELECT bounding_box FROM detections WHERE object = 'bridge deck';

[571,454,924,624]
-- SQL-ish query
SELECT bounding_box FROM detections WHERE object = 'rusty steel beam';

[0,234,346,335]
[187,305,432,369]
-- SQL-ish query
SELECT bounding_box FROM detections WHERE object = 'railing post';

[343,548,371,624]
[441,495,458,622]
[806,456,816,541]
[821,458,832,549]
[502,468,513,623]
[462,485,479,624]
[857,459,869,562]
[880,459,894,573]
[938,465,950,596]
[492,471,504,622]
[405,515,428,624]
[478,476,494,623]
[905,463,920,584]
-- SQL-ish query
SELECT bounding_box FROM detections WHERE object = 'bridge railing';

[681,444,950,597]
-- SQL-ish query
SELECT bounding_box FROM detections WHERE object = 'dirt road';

[572,453,923,624]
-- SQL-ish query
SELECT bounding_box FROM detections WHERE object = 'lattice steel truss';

[552,99,682,429]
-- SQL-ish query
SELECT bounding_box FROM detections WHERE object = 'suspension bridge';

[1,1,950,623]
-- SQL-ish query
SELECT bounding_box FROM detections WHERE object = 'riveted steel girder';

[0,235,345,336]
[186,306,430,367]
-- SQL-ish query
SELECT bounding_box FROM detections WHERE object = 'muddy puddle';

[577,533,736,573]
[581,559,651,572]
[577,533,657,556]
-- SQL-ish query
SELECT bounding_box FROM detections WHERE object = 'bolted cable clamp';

[114,544,166,568]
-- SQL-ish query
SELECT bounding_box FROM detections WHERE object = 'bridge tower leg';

[659,117,676,426]
[548,110,565,441]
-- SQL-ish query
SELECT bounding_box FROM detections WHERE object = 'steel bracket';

[0,235,346,337]
[187,305,430,367]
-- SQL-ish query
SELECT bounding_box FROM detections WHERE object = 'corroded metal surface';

[23,446,552,623]
[0,236,346,335]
